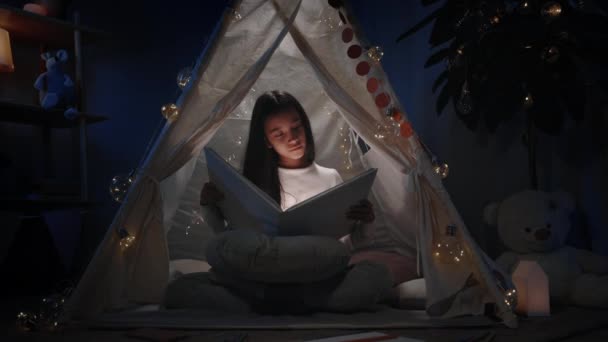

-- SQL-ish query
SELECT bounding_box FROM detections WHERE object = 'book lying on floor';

[305,331,423,342]
[205,147,377,237]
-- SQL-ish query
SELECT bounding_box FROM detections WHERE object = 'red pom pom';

[356,61,370,75]
[375,92,390,108]
[400,121,414,138]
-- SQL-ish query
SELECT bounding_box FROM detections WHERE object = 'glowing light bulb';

[367,46,384,62]
[432,159,450,179]
[109,171,136,203]
[541,2,562,18]
[505,288,518,308]
[231,8,242,21]
[117,228,135,250]
[176,67,192,89]
[524,93,534,109]
[161,103,179,121]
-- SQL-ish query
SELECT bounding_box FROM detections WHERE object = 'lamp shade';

[512,260,550,316]
[0,28,15,72]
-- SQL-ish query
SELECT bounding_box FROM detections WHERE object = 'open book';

[205,147,377,238]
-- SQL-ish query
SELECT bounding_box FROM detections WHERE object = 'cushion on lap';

[205,229,350,283]
[167,258,428,311]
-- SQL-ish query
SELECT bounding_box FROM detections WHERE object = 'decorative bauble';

[541,1,562,19]
[109,171,135,203]
[161,103,179,122]
[117,227,135,250]
[433,160,450,179]
[434,225,465,264]
[374,120,399,140]
[16,312,38,332]
[231,8,242,21]
[367,46,384,62]
[176,67,192,90]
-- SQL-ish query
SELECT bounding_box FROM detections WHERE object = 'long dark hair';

[242,91,315,205]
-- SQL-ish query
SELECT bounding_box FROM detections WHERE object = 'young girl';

[165,91,415,313]
[201,90,375,224]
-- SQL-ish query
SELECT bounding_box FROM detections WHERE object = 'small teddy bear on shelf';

[34,49,79,119]
[484,190,608,308]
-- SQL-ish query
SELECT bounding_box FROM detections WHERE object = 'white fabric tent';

[66,0,517,327]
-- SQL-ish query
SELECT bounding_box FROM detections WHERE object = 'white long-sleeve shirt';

[277,162,343,210]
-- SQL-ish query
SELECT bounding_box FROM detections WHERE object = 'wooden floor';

[3,307,608,341]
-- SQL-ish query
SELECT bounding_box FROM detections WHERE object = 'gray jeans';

[201,229,393,313]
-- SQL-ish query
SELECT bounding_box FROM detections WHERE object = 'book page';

[205,147,281,234]
[278,168,377,238]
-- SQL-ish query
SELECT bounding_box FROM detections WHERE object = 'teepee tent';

[66,0,517,327]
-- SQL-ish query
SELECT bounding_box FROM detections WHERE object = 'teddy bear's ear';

[551,191,575,213]
[41,52,52,61]
[56,50,68,62]
[483,202,500,225]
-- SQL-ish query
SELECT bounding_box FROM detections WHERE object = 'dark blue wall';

[69,0,228,265]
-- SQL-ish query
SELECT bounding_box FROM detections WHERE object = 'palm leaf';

[396,8,443,42]
[429,11,460,47]
[432,70,449,93]
[436,82,451,116]
[425,48,450,68]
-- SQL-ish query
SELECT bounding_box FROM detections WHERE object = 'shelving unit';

[0,100,107,128]
[0,4,105,46]
[0,5,107,211]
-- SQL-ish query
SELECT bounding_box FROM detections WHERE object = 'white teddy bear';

[484,190,608,308]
